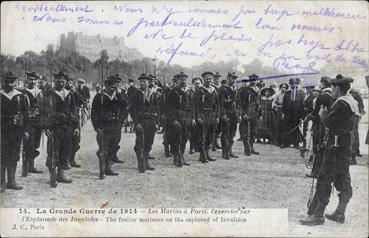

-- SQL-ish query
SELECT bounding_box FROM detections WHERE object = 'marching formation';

[1,70,366,227]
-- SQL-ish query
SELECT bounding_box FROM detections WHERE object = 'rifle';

[21,137,27,177]
[48,134,57,188]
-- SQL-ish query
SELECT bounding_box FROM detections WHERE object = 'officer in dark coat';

[238,74,260,156]
[1,71,29,192]
[281,78,305,148]
[22,72,43,175]
[41,71,79,186]
[194,71,219,163]
[218,72,239,160]
[91,75,126,179]
[129,74,158,173]
[211,72,222,151]
[166,72,194,167]
[300,76,358,226]
[305,76,334,178]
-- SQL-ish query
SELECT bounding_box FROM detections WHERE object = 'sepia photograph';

[0,0,368,237]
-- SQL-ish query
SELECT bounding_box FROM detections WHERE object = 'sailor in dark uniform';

[238,74,260,156]
[41,71,79,186]
[129,74,158,173]
[1,71,29,192]
[218,72,239,160]
[91,75,126,179]
[22,71,43,174]
[305,77,334,178]
[194,71,219,163]
[166,72,194,167]
[300,75,358,226]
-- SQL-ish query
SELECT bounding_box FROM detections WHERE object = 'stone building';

[58,31,142,62]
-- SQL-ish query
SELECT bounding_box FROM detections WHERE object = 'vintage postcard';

[0,0,368,237]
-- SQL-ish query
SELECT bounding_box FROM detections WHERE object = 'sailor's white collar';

[54,88,70,100]
[103,90,117,101]
[26,87,41,97]
[201,85,215,93]
[0,88,23,100]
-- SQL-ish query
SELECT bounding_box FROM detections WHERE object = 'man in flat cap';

[194,71,219,163]
[305,76,334,178]
[129,73,158,173]
[300,75,358,226]
[211,72,222,151]
[281,78,305,148]
[166,72,194,167]
[1,71,29,192]
[91,74,127,179]
[237,74,260,156]
[40,71,79,187]
[22,71,43,176]
[218,72,239,160]
[76,77,90,106]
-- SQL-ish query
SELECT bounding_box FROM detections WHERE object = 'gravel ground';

[1,103,368,237]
